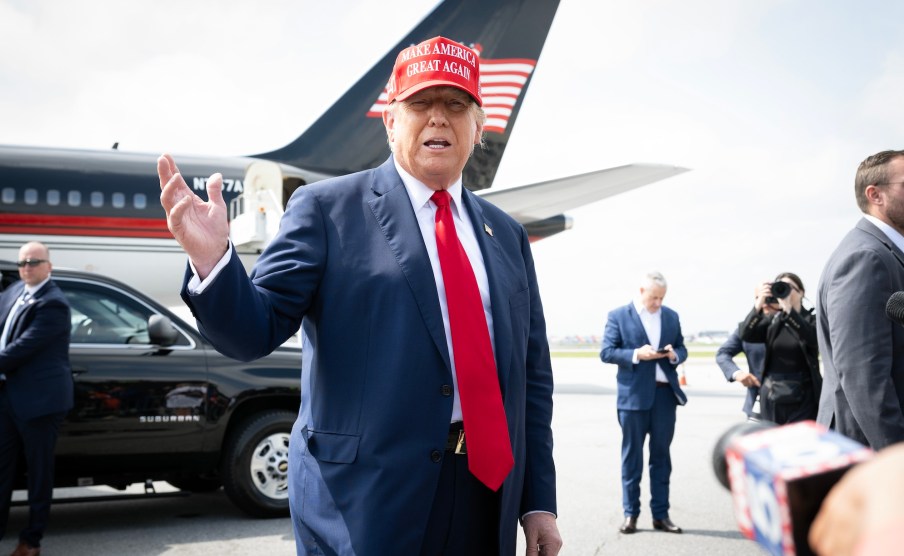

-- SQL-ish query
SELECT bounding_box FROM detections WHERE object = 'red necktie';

[431,190,513,491]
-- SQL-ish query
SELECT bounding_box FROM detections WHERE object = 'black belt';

[446,422,467,455]
[656,382,670,388]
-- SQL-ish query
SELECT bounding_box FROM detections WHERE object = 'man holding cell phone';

[600,271,688,535]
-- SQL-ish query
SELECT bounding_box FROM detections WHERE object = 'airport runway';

[3,356,769,555]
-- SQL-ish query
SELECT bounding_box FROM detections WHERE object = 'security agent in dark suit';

[158,36,561,556]
[0,242,73,556]
[817,149,904,449]
[600,271,688,535]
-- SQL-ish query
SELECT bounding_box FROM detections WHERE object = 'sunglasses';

[17,259,47,268]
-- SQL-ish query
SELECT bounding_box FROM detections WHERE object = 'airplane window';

[24,189,38,205]
[112,193,125,209]
[47,190,60,206]
[91,192,103,208]
[68,190,81,207]
[134,193,147,210]
[1,188,14,204]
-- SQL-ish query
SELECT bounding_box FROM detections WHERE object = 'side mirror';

[148,314,179,347]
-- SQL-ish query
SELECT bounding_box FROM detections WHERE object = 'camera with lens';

[765,281,792,304]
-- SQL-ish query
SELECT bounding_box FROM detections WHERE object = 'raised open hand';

[158,153,230,278]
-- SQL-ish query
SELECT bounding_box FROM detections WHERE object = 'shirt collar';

[23,276,50,297]
[864,214,904,254]
[393,157,464,214]
[633,299,659,317]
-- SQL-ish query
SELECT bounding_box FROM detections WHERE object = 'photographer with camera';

[738,273,821,424]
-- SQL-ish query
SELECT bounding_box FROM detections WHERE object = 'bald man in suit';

[0,242,73,556]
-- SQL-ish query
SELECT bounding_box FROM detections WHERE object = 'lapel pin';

[484,223,493,237]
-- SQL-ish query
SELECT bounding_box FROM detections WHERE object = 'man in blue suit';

[0,241,73,556]
[601,271,687,535]
[158,36,560,556]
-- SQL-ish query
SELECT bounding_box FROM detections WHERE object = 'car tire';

[221,410,294,518]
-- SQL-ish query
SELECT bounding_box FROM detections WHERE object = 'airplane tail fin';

[254,0,560,191]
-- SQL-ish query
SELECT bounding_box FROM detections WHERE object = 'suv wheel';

[221,410,294,517]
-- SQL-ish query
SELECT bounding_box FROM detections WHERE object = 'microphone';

[712,420,872,556]
[886,291,904,326]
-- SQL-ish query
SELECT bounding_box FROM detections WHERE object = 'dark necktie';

[431,190,513,491]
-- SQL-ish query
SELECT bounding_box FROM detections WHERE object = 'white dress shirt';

[632,299,672,383]
[393,160,495,422]
[865,214,904,254]
[188,162,496,422]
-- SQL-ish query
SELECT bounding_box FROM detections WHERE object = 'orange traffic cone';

[679,366,688,386]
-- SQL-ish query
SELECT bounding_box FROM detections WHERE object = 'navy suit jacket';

[716,331,765,417]
[0,279,73,421]
[181,157,556,555]
[817,218,904,449]
[600,303,688,410]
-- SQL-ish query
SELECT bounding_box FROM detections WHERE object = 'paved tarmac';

[3,355,769,555]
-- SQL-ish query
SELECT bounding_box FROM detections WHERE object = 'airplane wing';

[479,163,689,240]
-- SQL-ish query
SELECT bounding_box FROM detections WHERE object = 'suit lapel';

[659,309,672,349]
[627,304,652,346]
[367,159,450,365]
[858,217,904,271]
[461,190,512,391]
[1,283,28,343]
[0,283,22,324]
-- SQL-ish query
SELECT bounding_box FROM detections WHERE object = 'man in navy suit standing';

[601,271,687,535]
[0,241,73,556]
[158,36,560,556]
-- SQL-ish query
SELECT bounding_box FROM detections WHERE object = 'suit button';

[430,450,442,463]
[441,384,452,397]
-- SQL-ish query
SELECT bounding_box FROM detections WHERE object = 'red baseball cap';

[386,36,482,106]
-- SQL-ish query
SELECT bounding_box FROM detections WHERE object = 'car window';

[59,280,189,346]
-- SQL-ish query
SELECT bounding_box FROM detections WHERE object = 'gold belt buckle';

[455,429,466,455]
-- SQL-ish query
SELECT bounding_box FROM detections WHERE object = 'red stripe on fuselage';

[0,214,172,239]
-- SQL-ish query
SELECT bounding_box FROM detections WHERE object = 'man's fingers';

[157,153,181,189]
[160,171,187,213]
[205,173,226,210]
[166,194,193,230]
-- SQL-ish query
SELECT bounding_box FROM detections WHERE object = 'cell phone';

[656,348,670,354]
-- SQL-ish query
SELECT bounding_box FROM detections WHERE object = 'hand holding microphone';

[713,421,873,556]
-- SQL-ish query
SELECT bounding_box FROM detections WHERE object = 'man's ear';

[473,120,484,146]
[866,184,884,207]
[382,108,395,143]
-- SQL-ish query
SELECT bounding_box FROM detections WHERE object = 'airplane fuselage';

[0,145,326,305]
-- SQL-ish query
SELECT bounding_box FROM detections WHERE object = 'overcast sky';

[2,0,904,338]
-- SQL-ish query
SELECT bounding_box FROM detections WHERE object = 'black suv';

[3,262,301,517]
